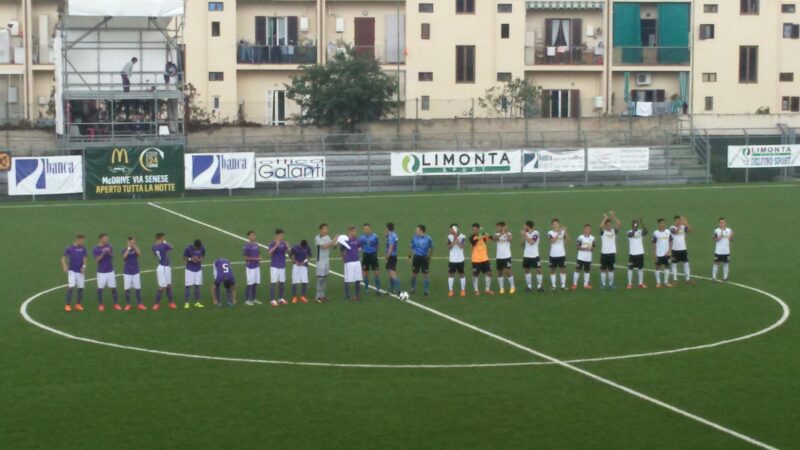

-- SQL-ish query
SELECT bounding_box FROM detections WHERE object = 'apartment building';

[9,0,795,125]
[0,0,59,123]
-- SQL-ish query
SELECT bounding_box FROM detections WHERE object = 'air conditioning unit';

[8,20,20,36]
[335,17,345,33]
[38,96,48,106]
[299,16,309,32]
[586,26,595,37]
[636,73,652,86]
[593,96,604,109]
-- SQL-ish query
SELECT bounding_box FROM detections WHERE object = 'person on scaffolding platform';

[120,57,138,92]
[164,62,178,86]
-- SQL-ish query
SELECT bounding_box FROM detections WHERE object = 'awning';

[527,1,604,9]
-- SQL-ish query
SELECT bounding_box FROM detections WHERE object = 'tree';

[286,48,397,132]
[478,77,542,118]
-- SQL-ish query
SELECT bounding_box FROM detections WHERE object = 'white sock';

[608,272,615,286]
[508,276,514,288]
[684,262,691,281]
[525,273,532,288]
[498,277,505,289]
[460,277,466,290]
[628,269,633,285]
[663,269,671,283]
[448,277,454,290]
[712,264,718,280]
[536,274,543,288]
[485,275,492,290]
[723,263,729,279]
[573,272,580,286]
[472,276,479,291]
[560,273,567,288]
[672,264,678,281]
[638,269,645,285]
[600,272,607,286]
[655,270,661,284]
[583,272,590,286]
[550,274,556,287]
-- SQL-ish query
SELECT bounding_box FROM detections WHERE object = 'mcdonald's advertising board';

[85,145,184,197]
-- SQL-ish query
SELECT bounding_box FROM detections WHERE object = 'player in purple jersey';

[243,230,263,306]
[152,232,176,310]
[182,239,206,309]
[122,236,145,310]
[290,240,312,303]
[267,229,290,307]
[61,234,87,312]
[212,258,237,306]
[93,233,119,311]
[340,225,363,301]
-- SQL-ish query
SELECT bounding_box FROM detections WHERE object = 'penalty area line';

[146,201,780,450]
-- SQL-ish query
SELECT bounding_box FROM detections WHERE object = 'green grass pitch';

[2,183,799,450]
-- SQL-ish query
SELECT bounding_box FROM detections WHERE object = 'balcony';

[612,47,690,66]
[525,44,603,66]
[237,44,317,65]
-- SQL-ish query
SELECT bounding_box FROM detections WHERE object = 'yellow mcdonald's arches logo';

[111,148,129,164]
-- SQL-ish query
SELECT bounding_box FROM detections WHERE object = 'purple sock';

[194,285,201,301]
[97,289,104,305]
[135,290,142,304]
[166,287,173,301]
[184,286,191,301]
[252,284,258,300]
[270,284,276,300]
[292,284,297,296]
[66,288,73,305]
[214,285,220,302]
[278,283,284,298]
[345,283,350,298]
[125,290,131,304]
[77,289,83,304]
[301,284,307,296]
[246,284,253,300]
[111,289,118,304]
[355,282,361,296]
[155,290,162,304]
[225,288,232,303]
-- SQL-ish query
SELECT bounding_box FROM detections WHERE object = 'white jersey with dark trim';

[576,235,595,262]
[448,234,466,263]
[495,232,512,259]
[523,230,540,258]
[548,229,566,258]
[714,227,733,255]
[670,224,688,251]
[627,229,646,256]
[600,228,618,255]
[652,229,673,257]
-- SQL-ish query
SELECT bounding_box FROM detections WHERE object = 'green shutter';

[612,2,642,63]
[657,3,690,64]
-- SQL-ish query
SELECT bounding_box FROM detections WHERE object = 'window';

[497,3,513,13]
[783,23,800,38]
[456,0,475,14]
[699,24,715,39]
[741,0,758,14]
[208,2,223,12]
[212,96,221,110]
[421,96,430,111]
[739,46,758,83]
[501,24,510,39]
[782,4,796,13]
[782,96,800,111]
[497,72,512,82]
[544,18,582,47]
[704,4,718,13]
[421,23,430,40]
[455,45,475,83]
[631,89,666,102]
[704,96,714,111]
[702,72,717,82]
[209,72,224,81]
[542,89,579,118]
[211,21,220,37]
[780,72,794,81]
[419,3,433,13]
[418,72,433,81]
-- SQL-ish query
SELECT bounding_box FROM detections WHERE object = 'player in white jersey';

[492,221,515,294]
[547,218,569,291]
[670,215,693,283]
[626,217,648,289]
[447,224,467,297]
[712,217,734,282]
[521,220,543,292]
[314,223,335,302]
[572,225,596,290]
[651,218,674,288]
[599,211,621,289]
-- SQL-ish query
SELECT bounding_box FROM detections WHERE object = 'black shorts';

[472,261,491,275]
[714,253,730,263]
[385,255,397,271]
[549,256,566,269]
[576,260,592,272]
[655,256,671,267]
[362,253,379,271]
[412,255,430,274]
[522,257,541,269]
[600,253,616,270]
[672,250,689,263]
[448,262,465,274]
[496,258,512,271]
[628,254,645,270]
[214,280,235,289]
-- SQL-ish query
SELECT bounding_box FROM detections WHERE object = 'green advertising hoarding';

[85,145,184,197]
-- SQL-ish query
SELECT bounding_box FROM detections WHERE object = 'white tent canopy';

[68,0,184,17]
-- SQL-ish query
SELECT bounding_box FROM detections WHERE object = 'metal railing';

[612,46,691,65]
[236,44,317,65]
[63,71,184,92]
[525,45,604,66]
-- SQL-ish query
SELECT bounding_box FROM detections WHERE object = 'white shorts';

[185,269,203,286]
[270,267,286,283]
[316,260,329,277]
[156,265,172,288]
[246,267,261,285]
[123,273,141,290]
[292,265,309,284]
[67,270,85,289]
[97,271,117,289]
[344,261,363,283]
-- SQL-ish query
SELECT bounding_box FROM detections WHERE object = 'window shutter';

[570,90,580,118]
[255,17,267,45]
[542,90,552,118]
[570,19,582,48]
[545,19,553,46]
[287,16,299,45]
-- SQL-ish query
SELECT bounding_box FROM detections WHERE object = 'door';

[354,17,375,58]
[266,89,286,126]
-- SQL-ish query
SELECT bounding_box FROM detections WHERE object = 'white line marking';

[0,183,796,209]
[141,202,783,450]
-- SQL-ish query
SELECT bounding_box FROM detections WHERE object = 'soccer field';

[2,183,799,450]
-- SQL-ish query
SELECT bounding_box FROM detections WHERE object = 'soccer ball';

[398,291,410,301]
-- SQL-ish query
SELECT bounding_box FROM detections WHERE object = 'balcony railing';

[525,44,603,66]
[612,47,691,65]
[237,44,317,65]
